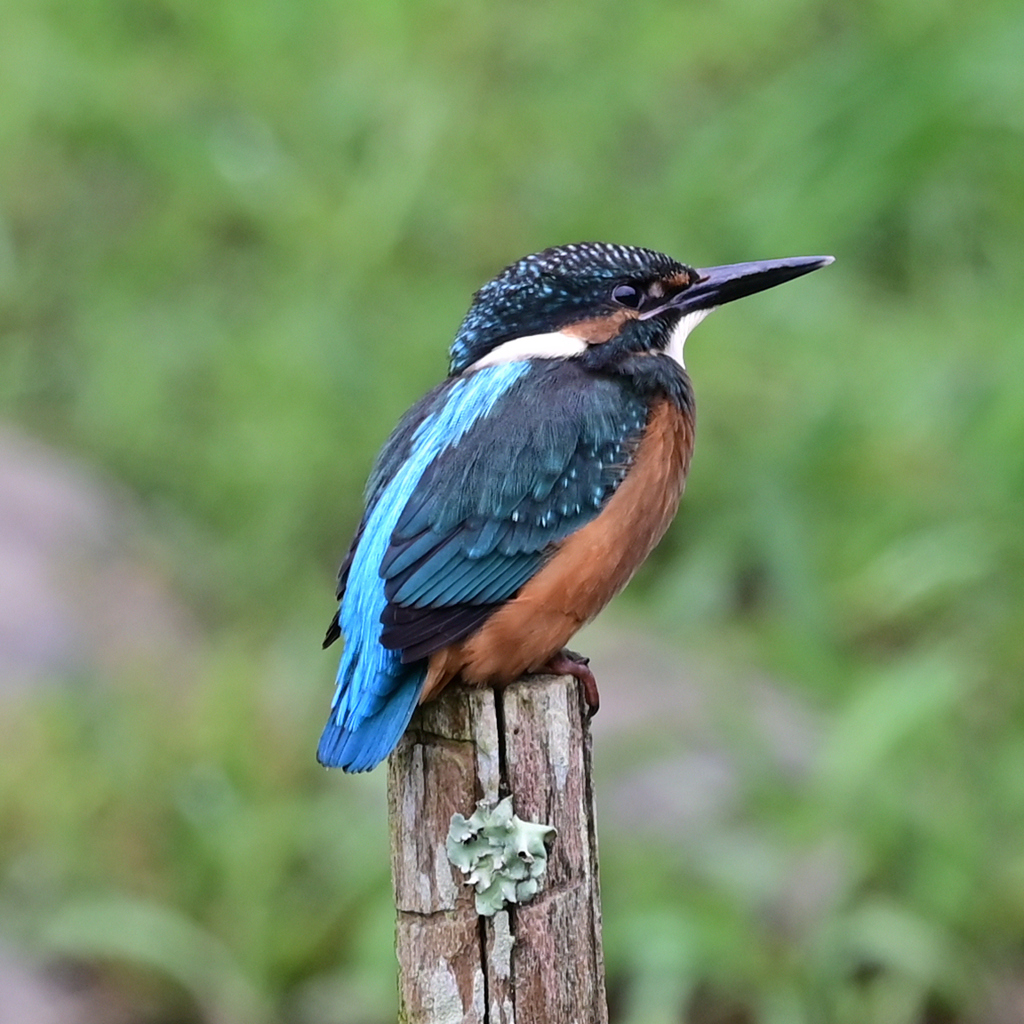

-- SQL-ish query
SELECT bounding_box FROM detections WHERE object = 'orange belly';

[421,397,694,701]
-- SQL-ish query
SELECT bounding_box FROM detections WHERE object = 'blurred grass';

[2,0,1024,1020]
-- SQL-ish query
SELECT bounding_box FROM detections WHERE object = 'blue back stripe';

[320,361,532,770]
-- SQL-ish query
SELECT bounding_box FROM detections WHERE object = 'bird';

[318,242,832,772]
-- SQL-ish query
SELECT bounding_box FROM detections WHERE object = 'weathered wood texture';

[388,675,607,1024]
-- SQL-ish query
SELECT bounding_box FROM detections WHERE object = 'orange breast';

[421,398,695,701]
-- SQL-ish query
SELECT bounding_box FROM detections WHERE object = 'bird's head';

[449,242,833,375]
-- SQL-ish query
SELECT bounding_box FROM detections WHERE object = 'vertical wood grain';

[388,675,607,1024]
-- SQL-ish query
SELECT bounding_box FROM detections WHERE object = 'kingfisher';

[318,242,832,772]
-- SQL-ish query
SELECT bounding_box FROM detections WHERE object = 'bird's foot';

[540,648,599,717]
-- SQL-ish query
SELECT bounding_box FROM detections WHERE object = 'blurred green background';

[2,0,1023,1021]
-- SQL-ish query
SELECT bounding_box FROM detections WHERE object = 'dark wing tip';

[323,611,341,649]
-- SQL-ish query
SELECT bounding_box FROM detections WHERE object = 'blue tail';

[317,648,426,772]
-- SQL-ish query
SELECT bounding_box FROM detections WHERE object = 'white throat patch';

[666,308,714,368]
[467,330,587,370]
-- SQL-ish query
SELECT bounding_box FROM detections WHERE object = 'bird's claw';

[540,649,600,717]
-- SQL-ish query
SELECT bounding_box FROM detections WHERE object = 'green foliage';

[2,0,1024,1020]
[0,654,397,1022]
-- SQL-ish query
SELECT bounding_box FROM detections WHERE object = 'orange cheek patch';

[563,309,638,344]
[663,269,699,290]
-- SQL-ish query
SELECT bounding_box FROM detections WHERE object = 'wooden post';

[387,674,608,1024]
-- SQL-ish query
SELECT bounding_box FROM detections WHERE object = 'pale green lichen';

[446,797,556,916]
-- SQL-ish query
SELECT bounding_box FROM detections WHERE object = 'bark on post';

[387,674,608,1024]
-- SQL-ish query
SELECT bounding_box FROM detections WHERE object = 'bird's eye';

[611,283,643,309]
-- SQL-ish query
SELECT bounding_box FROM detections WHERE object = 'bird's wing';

[375,359,649,661]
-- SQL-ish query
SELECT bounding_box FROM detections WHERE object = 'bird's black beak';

[640,255,834,319]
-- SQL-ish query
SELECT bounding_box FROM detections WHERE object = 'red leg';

[539,648,600,716]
